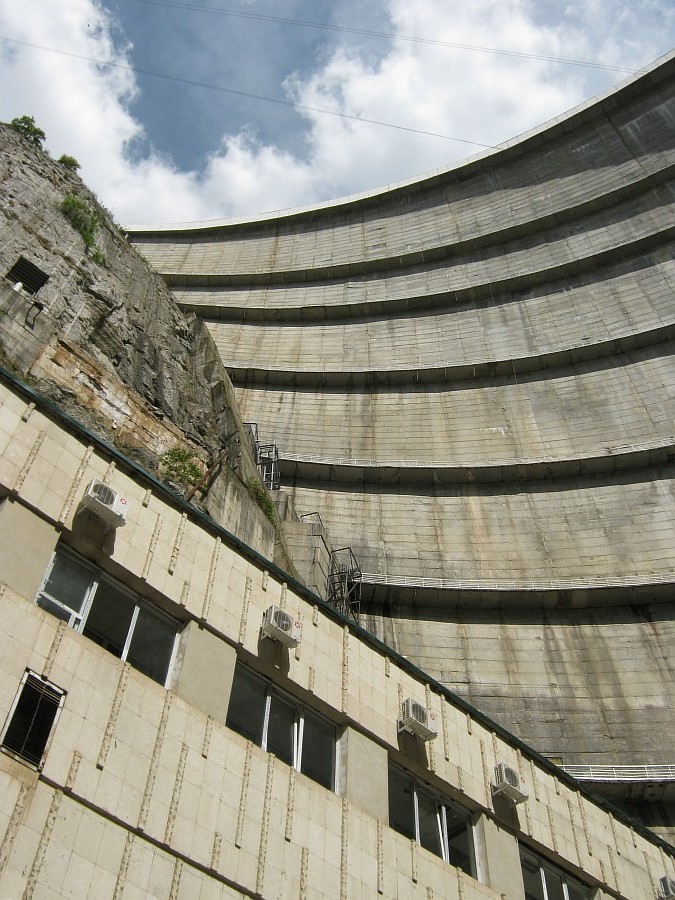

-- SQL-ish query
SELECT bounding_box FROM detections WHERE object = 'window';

[1,671,65,769]
[5,256,49,295]
[520,846,591,900]
[388,763,475,874]
[37,549,178,687]
[226,665,336,790]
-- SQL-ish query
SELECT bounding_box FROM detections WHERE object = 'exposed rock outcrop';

[0,123,296,566]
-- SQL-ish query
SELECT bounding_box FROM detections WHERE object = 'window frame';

[388,762,476,874]
[227,664,338,791]
[36,548,179,687]
[0,670,66,770]
[520,844,592,900]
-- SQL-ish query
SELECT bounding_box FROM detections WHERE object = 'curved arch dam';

[128,51,675,827]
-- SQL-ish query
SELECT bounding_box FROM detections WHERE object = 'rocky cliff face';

[0,125,219,444]
[0,123,287,563]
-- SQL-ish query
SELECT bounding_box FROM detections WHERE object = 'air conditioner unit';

[660,876,675,899]
[79,479,128,528]
[398,698,438,741]
[492,762,528,804]
[261,606,302,648]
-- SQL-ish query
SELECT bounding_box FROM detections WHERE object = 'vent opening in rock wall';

[5,256,49,295]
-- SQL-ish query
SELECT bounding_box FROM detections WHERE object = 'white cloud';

[0,0,673,224]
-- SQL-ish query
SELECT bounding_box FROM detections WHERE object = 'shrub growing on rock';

[160,447,203,487]
[58,154,80,171]
[60,195,98,248]
[9,115,46,149]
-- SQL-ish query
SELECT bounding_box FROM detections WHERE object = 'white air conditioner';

[492,762,528,804]
[660,876,675,899]
[79,479,128,528]
[398,698,438,741]
[261,605,302,648]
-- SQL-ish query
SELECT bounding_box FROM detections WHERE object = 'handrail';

[360,571,675,591]
[563,765,675,783]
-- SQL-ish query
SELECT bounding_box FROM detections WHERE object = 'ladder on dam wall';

[244,423,280,491]
[327,547,362,622]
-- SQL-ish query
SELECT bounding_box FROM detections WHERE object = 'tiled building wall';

[0,379,672,898]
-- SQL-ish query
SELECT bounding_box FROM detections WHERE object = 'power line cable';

[0,35,498,148]
[120,0,637,74]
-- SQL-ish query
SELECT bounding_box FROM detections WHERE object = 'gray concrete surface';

[128,52,675,834]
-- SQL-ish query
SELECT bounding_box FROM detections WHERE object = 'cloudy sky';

[1,0,674,225]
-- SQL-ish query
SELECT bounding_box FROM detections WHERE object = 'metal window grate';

[2,672,64,768]
[5,257,50,295]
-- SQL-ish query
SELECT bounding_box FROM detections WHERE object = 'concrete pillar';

[0,499,59,599]
[474,814,525,899]
[173,622,237,723]
[339,726,388,821]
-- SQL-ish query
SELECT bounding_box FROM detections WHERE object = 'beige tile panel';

[0,567,665,898]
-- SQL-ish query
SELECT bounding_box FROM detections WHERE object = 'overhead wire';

[0,36,498,147]
[0,3,638,150]
[120,0,638,75]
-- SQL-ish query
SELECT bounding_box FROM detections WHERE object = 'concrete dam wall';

[129,51,675,782]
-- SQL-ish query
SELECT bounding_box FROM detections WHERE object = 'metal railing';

[243,423,281,490]
[359,571,675,591]
[327,547,362,621]
[562,765,675,783]
[299,512,324,529]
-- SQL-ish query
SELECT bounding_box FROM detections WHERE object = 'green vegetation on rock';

[245,476,276,524]
[60,195,99,248]
[160,447,203,487]
[58,154,80,171]
[9,115,46,149]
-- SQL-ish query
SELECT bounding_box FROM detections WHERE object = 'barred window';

[5,257,49,295]
[1,671,65,769]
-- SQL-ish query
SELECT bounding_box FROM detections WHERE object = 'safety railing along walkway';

[359,571,675,592]
[562,765,675,783]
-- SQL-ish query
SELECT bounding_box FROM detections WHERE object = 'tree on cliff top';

[9,115,46,149]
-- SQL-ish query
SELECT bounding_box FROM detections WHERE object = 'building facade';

[0,369,673,898]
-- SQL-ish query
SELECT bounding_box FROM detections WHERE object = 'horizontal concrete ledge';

[227,323,675,387]
[124,50,675,235]
[359,573,675,609]
[176,248,667,326]
[162,216,675,291]
[278,438,675,486]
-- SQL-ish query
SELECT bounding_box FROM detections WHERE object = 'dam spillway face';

[129,52,675,775]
